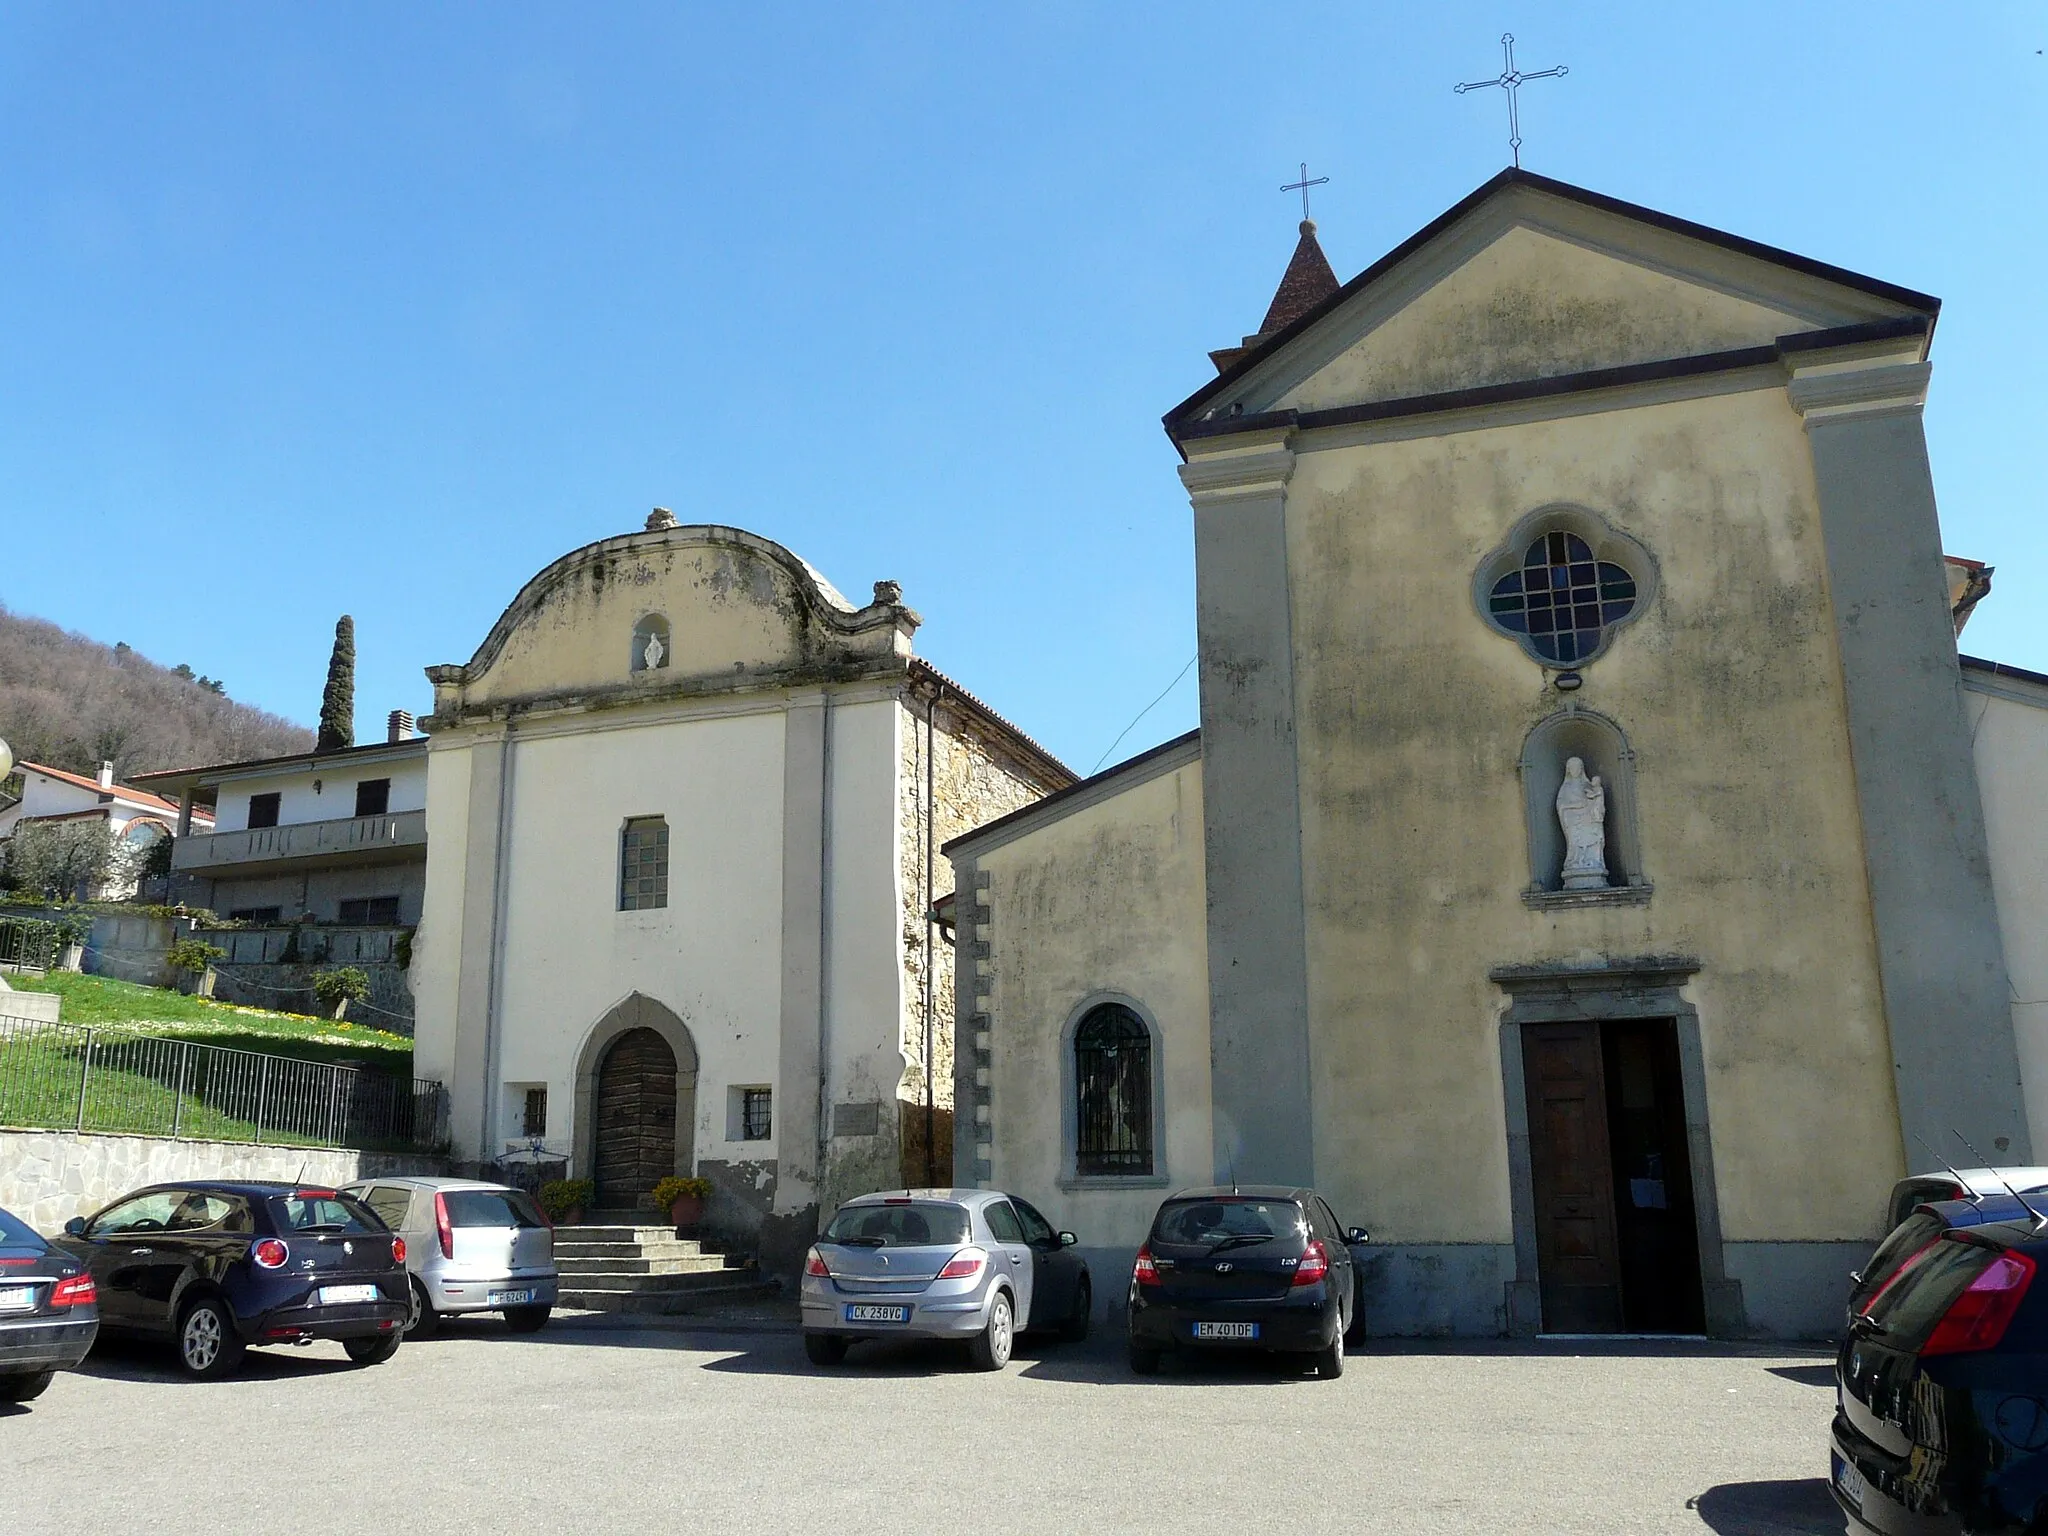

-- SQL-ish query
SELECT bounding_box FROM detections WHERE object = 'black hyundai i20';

[1126,1185,1367,1378]
[1833,1193,2048,1533]
[52,1181,409,1379]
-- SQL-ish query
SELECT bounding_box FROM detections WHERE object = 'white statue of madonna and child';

[1555,756,1611,890]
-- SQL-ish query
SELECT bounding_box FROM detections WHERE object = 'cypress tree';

[316,615,356,752]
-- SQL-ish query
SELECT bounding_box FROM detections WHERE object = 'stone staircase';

[552,1213,777,1315]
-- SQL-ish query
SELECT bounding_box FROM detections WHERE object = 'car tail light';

[804,1248,829,1278]
[937,1250,985,1281]
[391,1237,407,1265]
[50,1274,96,1307]
[1292,1239,1330,1288]
[1922,1249,2037,1356]
[435,1192,454,1260]
[252,1238,289,1269]
[297,1190,336,1200]
[1132,1244,1159,1287]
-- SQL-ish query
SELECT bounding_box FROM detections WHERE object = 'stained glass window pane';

[1490,533,1638,664]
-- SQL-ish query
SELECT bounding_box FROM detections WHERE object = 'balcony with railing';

[171,810,427,874]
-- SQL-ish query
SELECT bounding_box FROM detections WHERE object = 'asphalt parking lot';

[3,1315,1849,1536]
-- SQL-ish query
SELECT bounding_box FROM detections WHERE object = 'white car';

[340,1177,557,1336]
[1884,1167,2048,1232]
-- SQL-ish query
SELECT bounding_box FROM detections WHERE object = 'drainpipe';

[923,680,940,1184]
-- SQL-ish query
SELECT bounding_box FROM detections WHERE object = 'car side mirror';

[1346,1226,1370,1246]
[64,1217,87,1237]
[1059,1231,1078,1247]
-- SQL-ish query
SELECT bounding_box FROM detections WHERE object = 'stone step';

[555,1224,705,1243]
[555,1252,735,1277]
[557,1259,748,1291]
[557,1236,716,1253]
[559,1278,782,1316]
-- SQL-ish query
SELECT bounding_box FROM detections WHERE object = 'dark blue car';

[52,1181,408,1379]
[1834,1193,2048,1533]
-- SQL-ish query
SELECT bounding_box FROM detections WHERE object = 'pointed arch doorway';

[574,994,699,1211]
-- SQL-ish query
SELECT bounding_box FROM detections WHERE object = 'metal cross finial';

[1454,33,1568,168]
[1280,161,1330,223]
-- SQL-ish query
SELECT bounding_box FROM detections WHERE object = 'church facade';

[946,170,2045,1339]
[409,516,1067,1265]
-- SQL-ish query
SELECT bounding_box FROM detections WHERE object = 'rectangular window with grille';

[618,816,669,911]
[522,1086,548,1138]
[741,1088,772,1141]
[246,792,280,829]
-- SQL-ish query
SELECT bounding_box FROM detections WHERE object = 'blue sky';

[3,4,2043,773]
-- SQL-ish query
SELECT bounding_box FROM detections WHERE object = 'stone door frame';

[572,991,700,1190]
[1492,957,1746,1338]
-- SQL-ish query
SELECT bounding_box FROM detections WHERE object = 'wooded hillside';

[0,603,313,777]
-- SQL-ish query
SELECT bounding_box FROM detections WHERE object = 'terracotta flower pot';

[563,1205,586,1225]
[667,1195,705,1230]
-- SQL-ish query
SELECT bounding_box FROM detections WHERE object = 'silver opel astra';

[801,1187,1091,1370]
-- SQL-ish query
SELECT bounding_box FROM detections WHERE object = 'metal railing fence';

[0,919,59,973]
[0,1017,447,1152]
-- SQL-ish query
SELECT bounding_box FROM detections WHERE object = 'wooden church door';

[1523,1021,1624,1332]
[592,1027,678,1210]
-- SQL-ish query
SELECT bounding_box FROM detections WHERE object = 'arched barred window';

[1074,1003,1153,1176]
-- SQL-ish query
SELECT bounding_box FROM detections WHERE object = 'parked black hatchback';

[51,1181,409,1379]
[1832,1194,2048,1533]
[1126,1186,1366,1378]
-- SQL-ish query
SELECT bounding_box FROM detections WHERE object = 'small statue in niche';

[641,630,666,671]
[1555,755,1610,889]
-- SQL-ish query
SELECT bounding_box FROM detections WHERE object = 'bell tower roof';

[1209,219,1341,375]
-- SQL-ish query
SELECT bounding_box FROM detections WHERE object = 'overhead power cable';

[1090,654,1198,776]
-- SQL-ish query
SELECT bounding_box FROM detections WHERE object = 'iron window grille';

[1487,530,1638,666]
[618,817,669,911]
[246,793,281,829]
[740,1088,772,1141]
[1075,1004,1153,1176]
[522,1086,548,1138]
[354,778,391,817]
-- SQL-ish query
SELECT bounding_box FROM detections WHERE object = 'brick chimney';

[387,710,416,743]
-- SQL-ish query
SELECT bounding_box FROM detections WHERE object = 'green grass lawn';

[1,975,426,1148]
[4,972,412,1069]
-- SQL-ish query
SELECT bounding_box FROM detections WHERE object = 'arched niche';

[1519,708,1646,896]
[630,613,671,674]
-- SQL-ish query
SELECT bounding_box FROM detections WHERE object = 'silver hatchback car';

[340,1177,557,1336]
[801,1188,1091,1370]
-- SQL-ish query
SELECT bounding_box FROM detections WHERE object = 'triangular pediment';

[1169,172,1936,429]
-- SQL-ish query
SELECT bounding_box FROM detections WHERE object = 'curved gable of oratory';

[422,515,919,725]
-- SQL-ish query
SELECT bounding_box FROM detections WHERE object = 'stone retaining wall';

[0,1129,448,1233]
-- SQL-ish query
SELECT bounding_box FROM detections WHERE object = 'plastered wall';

[1282,384,1901,1251]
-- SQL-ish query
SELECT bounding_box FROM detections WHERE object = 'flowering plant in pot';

[540,1178,595,1225]
[650,1176,713,1231]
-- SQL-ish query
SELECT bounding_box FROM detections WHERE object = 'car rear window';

[1851,1210,1947,1316]
[1862,1234,2002,1351]
[441,1190,548,1229]
[1153,1197,1305,1249]
[823,1202,971,1247]
[0,1208,45,1248]
[271,1193,382,1234]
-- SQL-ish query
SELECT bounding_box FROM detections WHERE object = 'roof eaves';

[908,657,1075,790]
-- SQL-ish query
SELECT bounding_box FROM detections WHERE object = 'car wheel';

[405,1279,440,1339]
[503,1305,551,1333]
[1060,1278,1092,1343]
[1127,1344,1162,1376]
[0,1369,53,1402]
[1315,1336,1345,1379]
[968,1290,1014,1371]
[175,1296,245,1380]
[343,1333,402,1366]
[803,1332,848,1367]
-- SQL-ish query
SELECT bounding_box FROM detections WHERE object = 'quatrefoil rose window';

[1475,510,1655,669]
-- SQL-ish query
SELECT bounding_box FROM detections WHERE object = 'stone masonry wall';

[0,1129,447,1233]
[897,684,1066,1181]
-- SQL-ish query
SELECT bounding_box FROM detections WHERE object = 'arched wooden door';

[592,1027,677,1209]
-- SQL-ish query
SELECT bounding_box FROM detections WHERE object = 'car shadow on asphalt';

[1686,1478,1846,1535]
[1765,1364,1838,1387]
[73,1332,362,1386]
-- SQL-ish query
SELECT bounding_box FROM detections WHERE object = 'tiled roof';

[18,762,211,822]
